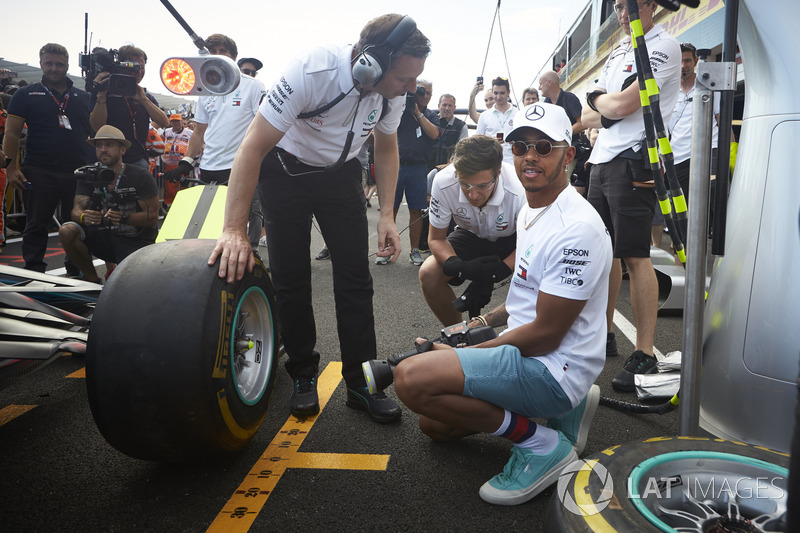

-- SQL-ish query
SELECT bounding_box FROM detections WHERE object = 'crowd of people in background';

[0,0,731,507]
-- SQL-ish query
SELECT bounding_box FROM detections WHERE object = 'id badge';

[416,126,422,138]
[58,114,72,130]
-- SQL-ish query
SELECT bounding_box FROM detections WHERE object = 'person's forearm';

[2,132,20,168]
[472,304,508,329]
[142,97,169,128]
[429,235,456,266]
[417,113,439,140]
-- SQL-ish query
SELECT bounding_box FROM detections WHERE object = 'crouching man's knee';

[59,221,84,245]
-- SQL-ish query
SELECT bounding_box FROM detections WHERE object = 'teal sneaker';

[409,248,424,266]
[479,433,577,505]
[546,384,600,456]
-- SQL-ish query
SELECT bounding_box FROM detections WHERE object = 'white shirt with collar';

[195,74,266,171]
[589,24,681,164]
[259,43,404,167]
[476,105,517,164]
[428,162,525,242]
[668,84,720,164]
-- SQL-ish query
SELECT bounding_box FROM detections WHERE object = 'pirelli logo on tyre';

[213,290,235,379]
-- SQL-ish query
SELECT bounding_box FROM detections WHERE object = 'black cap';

[237,57,263,71]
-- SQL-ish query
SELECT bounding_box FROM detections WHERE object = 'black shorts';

[446,228,517,286]
[65,221,153,263]
[588,156,656,258]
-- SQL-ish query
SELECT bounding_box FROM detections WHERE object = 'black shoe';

[315,247,330,260]
[606,332,618,357]
[611,350,657,393]
[290,377,320,418]
[346,386,401,423]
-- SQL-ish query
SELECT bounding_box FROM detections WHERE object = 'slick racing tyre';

[86,239,279,462]
[544,436,788,532]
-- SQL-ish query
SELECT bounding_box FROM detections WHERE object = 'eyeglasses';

[458,176,497,191]
[613,0,652,13]
[242,69,257,76]
[511,139,570,157]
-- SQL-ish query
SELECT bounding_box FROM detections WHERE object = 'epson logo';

[563,249,589,257]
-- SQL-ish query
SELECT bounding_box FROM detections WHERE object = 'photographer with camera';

[394,104,612,506]
[59,125,159,283]
[89,45,169,169]
[4,43,94,272]
[376,79,438,266]
[419,135,524,326]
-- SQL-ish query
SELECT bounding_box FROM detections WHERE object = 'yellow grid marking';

[207,361,390,532]
[0,404,36,427]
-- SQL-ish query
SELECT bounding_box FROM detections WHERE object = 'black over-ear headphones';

[352,15,417,87]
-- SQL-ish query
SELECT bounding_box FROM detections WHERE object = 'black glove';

[442,255,511,283]
[601,115,621,129]
[163,159,194,183]
[452,280,494,316]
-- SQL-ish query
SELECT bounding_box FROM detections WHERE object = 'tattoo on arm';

[483,305,509,328]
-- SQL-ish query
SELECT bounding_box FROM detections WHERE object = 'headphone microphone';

[352,15,417,87]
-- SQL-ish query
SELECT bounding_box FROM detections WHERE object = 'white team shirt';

[668,85,720,164]
[259,43,404,167]
[195,75,266,171]
[504,186,612,406]
[476,106,516,164]
[428,162,525,242]
[589,25,681,164]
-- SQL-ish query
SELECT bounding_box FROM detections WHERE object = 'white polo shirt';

[504,186,612,406]
[668,85,720,164]
[195,74,266,171]
[476,106,517,164]
[428,162,525,242]
[259,43,404,167]
[589,24,681,164]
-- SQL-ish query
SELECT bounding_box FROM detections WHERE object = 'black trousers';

[258,149,375,387]
[22,164,77,272]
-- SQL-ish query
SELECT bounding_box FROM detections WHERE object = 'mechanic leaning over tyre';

[208,14,431,424]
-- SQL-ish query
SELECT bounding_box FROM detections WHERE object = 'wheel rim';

[628,451,788,532]
[229,286,275,405]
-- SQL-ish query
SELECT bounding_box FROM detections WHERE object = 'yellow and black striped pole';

[627,0,687,265]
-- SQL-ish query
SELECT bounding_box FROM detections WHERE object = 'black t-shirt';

[7,79,94,171]
[90,92,160,164]
[76,162,159,241]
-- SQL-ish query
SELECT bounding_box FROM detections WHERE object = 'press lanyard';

[42,82,71,130]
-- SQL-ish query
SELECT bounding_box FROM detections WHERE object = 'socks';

[492,410,560,455]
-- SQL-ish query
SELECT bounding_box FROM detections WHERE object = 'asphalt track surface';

[0,205,685,532]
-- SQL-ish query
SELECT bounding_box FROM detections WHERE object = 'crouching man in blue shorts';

[395,103,612,505]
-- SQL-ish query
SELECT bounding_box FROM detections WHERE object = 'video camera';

[74,163,137,230]
[405,85,427,111]
[362,321,497,394]
[79,47,141,97]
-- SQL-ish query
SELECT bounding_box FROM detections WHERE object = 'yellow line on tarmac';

[66,368,86,378]
[289,452,389,470]
[0,404,36,427]
[207,361,390,533]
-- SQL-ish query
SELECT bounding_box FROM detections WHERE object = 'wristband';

[181,156,195,165]
[474,315,489,327]
[586,90,604,112]
[80,213,85,225]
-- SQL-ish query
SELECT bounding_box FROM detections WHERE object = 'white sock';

[490,410,512,437]
[515,424,560,454]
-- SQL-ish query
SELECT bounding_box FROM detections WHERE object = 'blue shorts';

[394,164,428,210]
[456,345,572,419]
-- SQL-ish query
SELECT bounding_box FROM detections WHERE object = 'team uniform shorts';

[455,345,572,419]
[588,156,656,258]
